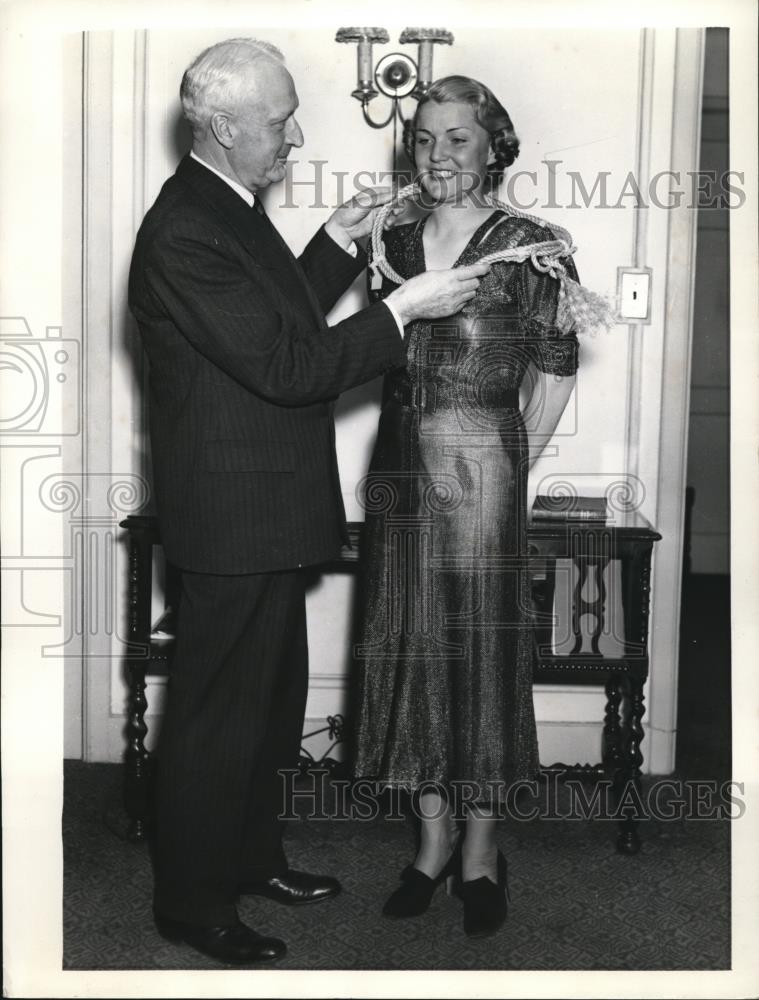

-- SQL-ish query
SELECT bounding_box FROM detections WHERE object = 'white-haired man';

[129,37,488,965]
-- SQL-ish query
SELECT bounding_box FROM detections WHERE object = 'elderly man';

[128,36,487,965]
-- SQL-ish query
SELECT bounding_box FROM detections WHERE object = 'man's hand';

[325,187,404,247]
[384,262,492,326]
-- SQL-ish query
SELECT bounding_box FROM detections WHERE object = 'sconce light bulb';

[417,40,433,86]
[357,40,372,83]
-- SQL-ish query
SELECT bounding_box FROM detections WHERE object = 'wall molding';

[81,30,156,759]
[622,28,655,485]
[81,30,115,762]
[646,29,705,773]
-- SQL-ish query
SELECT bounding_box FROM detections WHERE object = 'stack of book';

[531,494,608,522]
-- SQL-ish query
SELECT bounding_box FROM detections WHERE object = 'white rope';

[370,183,574,283]
[369,182,614,336]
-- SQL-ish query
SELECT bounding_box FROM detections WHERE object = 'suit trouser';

[153,568,308,927]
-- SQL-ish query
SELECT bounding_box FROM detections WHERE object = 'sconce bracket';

[374,52,418,99]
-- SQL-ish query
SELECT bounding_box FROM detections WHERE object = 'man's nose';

[287,117,304,148]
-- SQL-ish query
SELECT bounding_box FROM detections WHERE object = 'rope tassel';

[557,274,615,338]
[371,183,616,337]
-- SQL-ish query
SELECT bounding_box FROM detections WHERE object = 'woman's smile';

[412,101,492,203]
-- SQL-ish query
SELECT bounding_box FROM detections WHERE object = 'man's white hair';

[180,37,285,136]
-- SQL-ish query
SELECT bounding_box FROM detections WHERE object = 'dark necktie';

[251,196,294,266]
[250,196,322,323]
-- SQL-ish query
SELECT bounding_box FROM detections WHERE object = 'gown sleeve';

[517,247,580,377]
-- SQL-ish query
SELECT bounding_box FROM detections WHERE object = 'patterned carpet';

[63,763,730,971]
[63,575,731,971]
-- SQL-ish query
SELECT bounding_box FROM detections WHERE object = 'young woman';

[352,75,580,938]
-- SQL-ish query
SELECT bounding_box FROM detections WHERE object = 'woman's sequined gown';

[352,209,579,791]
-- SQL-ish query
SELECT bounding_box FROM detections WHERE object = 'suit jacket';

[128,155,405,574]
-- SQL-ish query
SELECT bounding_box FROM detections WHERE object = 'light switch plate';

[616,266,652,323]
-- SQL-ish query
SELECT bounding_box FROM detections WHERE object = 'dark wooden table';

[120,512,661,853]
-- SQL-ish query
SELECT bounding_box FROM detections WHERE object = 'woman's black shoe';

[460,850,510,938]
[382,838,461,918]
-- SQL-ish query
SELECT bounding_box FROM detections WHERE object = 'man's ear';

[210,112,235,150]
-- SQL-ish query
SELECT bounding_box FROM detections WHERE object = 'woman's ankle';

[461,842,498,884]
[414,831,459,878]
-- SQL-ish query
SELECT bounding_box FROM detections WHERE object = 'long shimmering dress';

[352,209,579,792]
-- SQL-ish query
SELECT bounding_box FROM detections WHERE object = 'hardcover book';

[531,494,608,520]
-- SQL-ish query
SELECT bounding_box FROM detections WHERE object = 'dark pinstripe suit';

[128,155,405,925]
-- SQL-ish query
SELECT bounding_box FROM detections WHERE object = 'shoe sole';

[155,921,286,963]
[242,889,341,906]
[465,925,506,939]
[381,908,430,919]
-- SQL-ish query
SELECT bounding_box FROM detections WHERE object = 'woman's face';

[413,100,491,205]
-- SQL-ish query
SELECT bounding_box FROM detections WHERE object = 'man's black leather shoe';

[154,912,286,964]
[240,869,341,905]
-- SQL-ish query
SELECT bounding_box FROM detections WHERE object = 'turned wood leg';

[124,661,152,842]
[616,673,646,855]
[603,673,624,780]
[123,522,156,842]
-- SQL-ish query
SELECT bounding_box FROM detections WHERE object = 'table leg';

[616,673,646,855]
[123,527,155,842]
[603,673,624,779]
[124,661,152,842]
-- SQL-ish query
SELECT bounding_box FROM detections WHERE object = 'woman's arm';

[521,366,577,469]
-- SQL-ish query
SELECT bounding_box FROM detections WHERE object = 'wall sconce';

[336,26,454,130]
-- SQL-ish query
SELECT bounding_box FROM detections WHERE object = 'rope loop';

[371,183,577,285]
[369,182,615,335]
